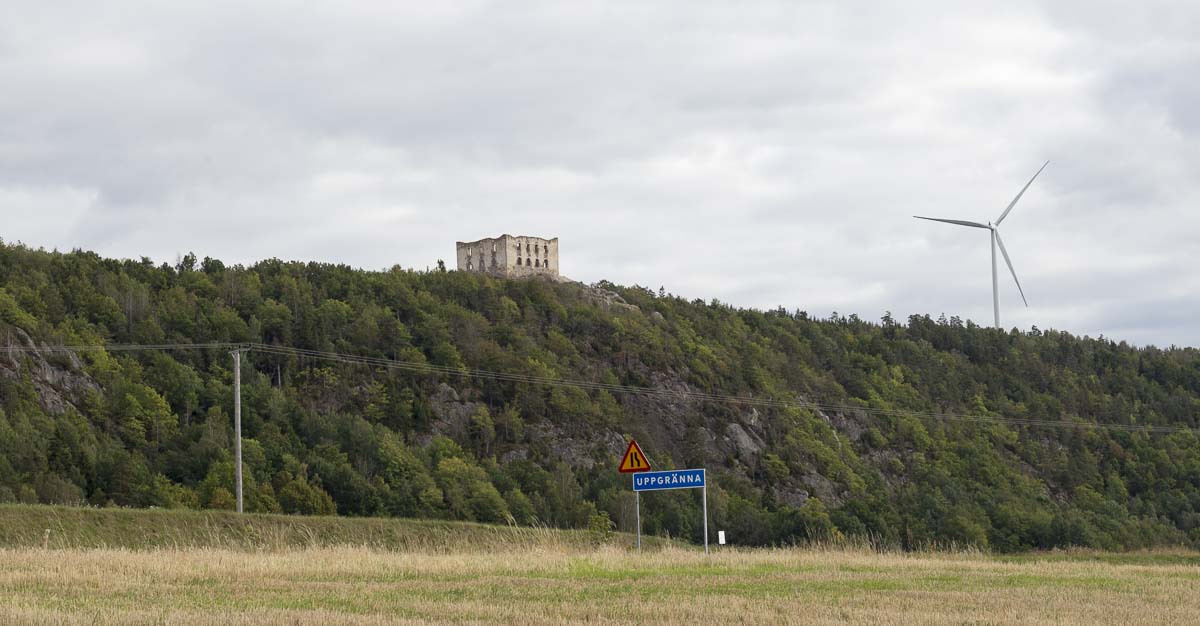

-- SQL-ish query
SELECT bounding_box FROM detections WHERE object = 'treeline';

[0,241,1198,551]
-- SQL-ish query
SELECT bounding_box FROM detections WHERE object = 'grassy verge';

[0,504,662,552]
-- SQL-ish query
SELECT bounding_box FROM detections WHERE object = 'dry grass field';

[2,506,1199,624]
[3,544,1200,625]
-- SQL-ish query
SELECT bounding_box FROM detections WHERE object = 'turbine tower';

[914,161,1049,329]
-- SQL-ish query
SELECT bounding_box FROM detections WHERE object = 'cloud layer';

[2,1,1198,346]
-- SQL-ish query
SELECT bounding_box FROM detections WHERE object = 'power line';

[6,343,247,353]
[249,343,1195,435]
[8,341,1191,435]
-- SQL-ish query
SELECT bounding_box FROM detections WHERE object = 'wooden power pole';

[231,348,243,513]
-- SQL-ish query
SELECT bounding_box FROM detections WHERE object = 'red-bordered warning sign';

[618,439,651,473]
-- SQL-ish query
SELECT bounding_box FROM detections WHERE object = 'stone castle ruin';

[456,234,559,278]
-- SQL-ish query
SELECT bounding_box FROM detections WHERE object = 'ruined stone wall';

[456,234,558,278]
[456,237,506,274]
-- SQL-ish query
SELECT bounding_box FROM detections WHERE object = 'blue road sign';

[632,469,706,492]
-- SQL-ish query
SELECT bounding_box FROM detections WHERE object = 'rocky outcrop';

[725,422,764,459]
[582,283,640,313]
[427,383,475,443]
[0,325,99,415]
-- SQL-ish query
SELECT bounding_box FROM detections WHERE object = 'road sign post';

[618,442,710,553]
[631,469,708,553]
[617,440,652,550]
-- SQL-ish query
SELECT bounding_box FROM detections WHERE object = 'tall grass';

[0,504,670,553]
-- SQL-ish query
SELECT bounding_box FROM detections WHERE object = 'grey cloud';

[2,1,1199,346]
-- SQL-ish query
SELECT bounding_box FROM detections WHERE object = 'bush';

[587,511,615,546]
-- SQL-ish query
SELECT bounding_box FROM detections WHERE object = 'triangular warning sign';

[618,440,651,473]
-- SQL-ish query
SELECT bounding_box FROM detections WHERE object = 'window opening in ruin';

[535,259,540,267]
[517,257,522,266]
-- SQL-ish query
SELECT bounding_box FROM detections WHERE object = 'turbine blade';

[996,160,1049,225]
[913,216,990,229]
[994,230,1028,307]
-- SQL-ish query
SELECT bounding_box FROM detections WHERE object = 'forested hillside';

[1,241,1199,551]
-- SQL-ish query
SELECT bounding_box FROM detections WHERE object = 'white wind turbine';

[914,161,1049,329]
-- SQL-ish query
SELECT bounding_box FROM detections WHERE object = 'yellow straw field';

[3,544,1199,625]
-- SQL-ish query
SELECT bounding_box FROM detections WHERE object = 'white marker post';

[702,473,708,554]
[634,477,641,550]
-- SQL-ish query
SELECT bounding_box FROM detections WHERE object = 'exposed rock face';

[582,284,640,313]
[725,422,764,460]
[799,472,840,506]
[415,350,871,505]
[523,420,626,470]
[427,383,474,443]
[825,407,866,442]
[0,326,99,415]
[426,379,629,470]
[774,484,810,508]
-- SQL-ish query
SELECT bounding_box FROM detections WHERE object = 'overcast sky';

[3,2,1198,347]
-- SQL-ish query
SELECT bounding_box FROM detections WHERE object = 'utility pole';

[231,348,243,513]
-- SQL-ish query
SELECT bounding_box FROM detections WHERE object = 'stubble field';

[3,544,1200,625]
[2,506,1198,624]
